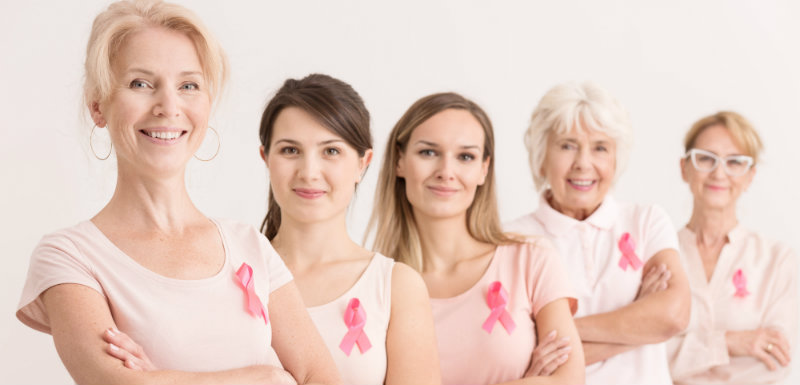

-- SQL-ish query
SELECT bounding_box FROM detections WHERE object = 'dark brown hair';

[258,73,372,240]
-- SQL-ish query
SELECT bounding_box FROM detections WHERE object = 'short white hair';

[523,81,632,191]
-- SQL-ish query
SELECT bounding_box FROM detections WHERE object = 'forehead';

[271,107,343,142]
[113,27,202,74]
[410,109,485,147]
[550,124,614,143]
[693,124,745,155]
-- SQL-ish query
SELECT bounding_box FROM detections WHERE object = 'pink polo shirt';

[506,193,679,385]
[667,226,798,385]
[431,239,577,385]
[17,219,293,372]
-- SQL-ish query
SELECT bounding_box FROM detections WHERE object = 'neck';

[547,190,602,221]
[95,164,201,233]
[414,210,489,272]
[271,211,359,269]
[686,202,738,247]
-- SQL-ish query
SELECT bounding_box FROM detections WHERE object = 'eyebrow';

[413,140,480,150]
[273,138,346,146]
[125,68,203,77]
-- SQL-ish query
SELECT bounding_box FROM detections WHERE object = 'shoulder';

[615,200,672,224]
[389,261,428,302]
[738,228,798,264]
[32,221,100,262]
[504,212,544,235]
[499,237,559,260]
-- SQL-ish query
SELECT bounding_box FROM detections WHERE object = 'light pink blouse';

[506,194,680,385]
[667,226,798,385]
[431,239,577,385]
[306,253,394,385]
[17,219,293,372]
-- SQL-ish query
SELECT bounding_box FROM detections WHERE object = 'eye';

[324,147,341,156]
[560,142,577,151]
[280,146,299,155]
[594,145,608,152]
[129,79,150,89]
[418,149,436,157]
[458,153,476,162]
[180,82,199,91]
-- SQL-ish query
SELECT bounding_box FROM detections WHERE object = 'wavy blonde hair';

[368,92,516,272]
[684,111,764,164]
[84,0,227,107]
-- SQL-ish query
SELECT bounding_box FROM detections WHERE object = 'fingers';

[106,343,145,371]
[540,341,572,376]
[637,264,670,299]
[765,330,791,367]
[103,328,157,371]
[755,349,778,371]
[529,332,571,376]
[104,328,144,359]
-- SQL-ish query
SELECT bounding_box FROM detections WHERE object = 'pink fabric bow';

[235,263,268,325]
[482,281,516,334]
[617,232,643,271]
[733,269,750,298]
[340,298,371,356]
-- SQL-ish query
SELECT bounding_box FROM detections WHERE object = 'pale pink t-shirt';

[307,253,394,385]
[668,226,798,385]
[16,219,293,372]
[506,194,679,385]
[431,239,577,385]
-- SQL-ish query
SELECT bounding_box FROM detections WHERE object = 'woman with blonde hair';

[15,1,339,384]
[370,92,585,385]
[506,81,691,385]
[667,111,797,384]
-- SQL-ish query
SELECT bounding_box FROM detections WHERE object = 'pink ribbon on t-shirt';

[732,268,750,298]
[235,262,268,325]
[482,281,516,334]
[340,298,371,356]
[617,232,643,271]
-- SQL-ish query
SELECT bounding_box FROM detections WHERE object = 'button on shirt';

[506,194,680,385]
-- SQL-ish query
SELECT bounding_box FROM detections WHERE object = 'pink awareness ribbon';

[733,268,750,298]
[235,263,268,325]
[617,232,643,271]
[340,298,372,356]
[482,281,516,334]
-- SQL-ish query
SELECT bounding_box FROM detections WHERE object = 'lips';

[568,179,596,191]
[293,188,326,199]
[140,128,187,144]
[428,185,459,197]
[705,185,728,191]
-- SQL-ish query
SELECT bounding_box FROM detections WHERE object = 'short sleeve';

[16,233,104,334]
[641,204,680,261]
[257,231,293,293]
[523,238,578,316]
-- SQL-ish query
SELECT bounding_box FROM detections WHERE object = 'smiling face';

[396,109,490,221]
[681,124,755,210]
[90,27,211,177]
[541,125,617,219]
[263,107,371,226]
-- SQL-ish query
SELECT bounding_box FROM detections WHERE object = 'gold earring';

[89,124,112,160]
[194,126,220,162]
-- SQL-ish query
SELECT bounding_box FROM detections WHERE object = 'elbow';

[658,295,690,341]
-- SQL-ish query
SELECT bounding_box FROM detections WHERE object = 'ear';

[89,101,107,128]
[680,157,689,183]
[356,149,374,183]
[478,156,490,186]
[395,149,406,178]
[259,145,268,167]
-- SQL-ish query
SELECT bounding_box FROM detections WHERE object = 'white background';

[1,0,798,383]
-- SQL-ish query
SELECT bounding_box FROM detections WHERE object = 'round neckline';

[306,253,383,311]
[428,245,502,303]
[83,218,231,287]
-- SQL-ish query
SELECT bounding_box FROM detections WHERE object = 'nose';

[572,147,591,171]
[709,160,727,179]
[298,153,322,181]
[435,155,455,181]
[152,88,180,118]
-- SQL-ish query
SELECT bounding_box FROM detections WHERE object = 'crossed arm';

[43,282,340,385]
[577,248,691,365]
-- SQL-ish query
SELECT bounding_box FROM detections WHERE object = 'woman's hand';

[726,328,791,370]
[103,328,157,371]
[525,330,572,376]
[636,263,671,300]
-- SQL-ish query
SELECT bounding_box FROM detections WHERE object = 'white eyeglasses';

[684,148,754,176]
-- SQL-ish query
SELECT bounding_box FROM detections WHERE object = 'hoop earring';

[194,126,220,162]
[89,124,112,160]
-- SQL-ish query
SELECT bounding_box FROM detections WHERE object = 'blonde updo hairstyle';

[683,111,764,164]
[524,81,633,191]
[83,0,228,109]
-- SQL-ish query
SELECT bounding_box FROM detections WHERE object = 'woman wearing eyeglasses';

[666,111,798,384]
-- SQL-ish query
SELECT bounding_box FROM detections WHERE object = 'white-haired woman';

[667,111,797,384]
[15,1,339,384]
[506,81,691,385]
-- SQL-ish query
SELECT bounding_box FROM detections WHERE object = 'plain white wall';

[1,0,798,383]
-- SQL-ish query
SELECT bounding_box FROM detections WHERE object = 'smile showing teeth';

[570,179,594,186]
[143,130,182,140]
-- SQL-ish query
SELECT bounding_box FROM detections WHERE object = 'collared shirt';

[667,226,798,385]
[506,193,679,385]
